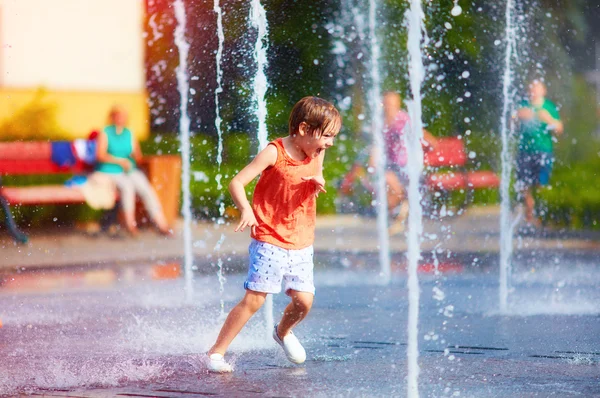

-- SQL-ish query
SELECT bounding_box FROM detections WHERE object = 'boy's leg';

[209,290,267,355]
[276,290,314,339]
[524,188,534,221]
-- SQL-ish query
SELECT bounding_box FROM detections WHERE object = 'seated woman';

[96,105,171,236]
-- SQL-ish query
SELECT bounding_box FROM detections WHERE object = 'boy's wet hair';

[289,97,342,138]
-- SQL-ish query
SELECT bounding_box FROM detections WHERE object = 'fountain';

[248,0,274,335]
[366,0,392,284]
[498,0,516,313]
[405,0,427,395]
[213,0,227,316]
[173,0,195,301]
[250,0,270,152]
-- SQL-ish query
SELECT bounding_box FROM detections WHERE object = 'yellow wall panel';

[0,89,149,140]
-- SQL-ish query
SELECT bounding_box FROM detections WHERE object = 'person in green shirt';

[516,80,564,225]
[96,105,171,236]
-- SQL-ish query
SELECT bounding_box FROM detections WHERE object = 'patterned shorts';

[244,239,315,295]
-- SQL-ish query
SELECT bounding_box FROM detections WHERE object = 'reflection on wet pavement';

[1,252,599,397]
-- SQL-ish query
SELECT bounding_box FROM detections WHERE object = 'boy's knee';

[241,291,266,312]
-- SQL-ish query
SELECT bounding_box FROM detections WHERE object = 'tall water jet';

[214,0,225,174]
[405,0,426,395]
[367,0,391,284]
[173,0,194,301]
[213,0,226,316]
[499,0,518,313]
[249,0,274,334]
[250,0,270,151]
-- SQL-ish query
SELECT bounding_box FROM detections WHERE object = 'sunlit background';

[0,0,598,227]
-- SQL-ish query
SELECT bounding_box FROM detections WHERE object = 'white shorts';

[244,239,315,295]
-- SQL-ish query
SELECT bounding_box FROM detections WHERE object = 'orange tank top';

[251,138,320,249]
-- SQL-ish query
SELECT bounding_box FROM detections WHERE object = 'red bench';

[0,141,99,243]
[0,141,181,243]
[338,137,500,214]
[424,137,500,191]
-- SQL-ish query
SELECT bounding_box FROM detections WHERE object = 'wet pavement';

[1,247,599,397]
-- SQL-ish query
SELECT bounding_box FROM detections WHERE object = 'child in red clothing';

[207,97,342,372]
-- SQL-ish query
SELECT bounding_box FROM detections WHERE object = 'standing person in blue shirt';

[515,80,564,226]
[96,105,171,236]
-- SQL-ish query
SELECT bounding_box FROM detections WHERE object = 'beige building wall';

[0,0,149,139]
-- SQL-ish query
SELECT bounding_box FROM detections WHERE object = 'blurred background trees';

[141,0,599,227]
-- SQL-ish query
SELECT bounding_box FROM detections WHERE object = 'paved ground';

[1,256,599,397]
[1,207,599,397]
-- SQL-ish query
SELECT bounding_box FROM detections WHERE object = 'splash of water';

[405,0,427,395]
[249,0,273,336]
[250,0,270,151]
[173,0,194,301]
[367,0,391,284]
[214,233,227,317]
[499,0,518,313]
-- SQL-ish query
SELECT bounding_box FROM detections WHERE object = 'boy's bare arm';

[537,109,564,135]
[229,144,277,232]
[302,150,327,197]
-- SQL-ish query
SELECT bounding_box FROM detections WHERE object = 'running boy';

[207,97,342,372]
[516,80,563,226]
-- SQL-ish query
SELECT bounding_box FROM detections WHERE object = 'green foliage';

[555,75,599,163]
[539,157,600,229]
[0,89,70,141]
[464,130,501,172]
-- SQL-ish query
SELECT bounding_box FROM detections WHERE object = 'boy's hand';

[517,107,535,120]
[235,208,258,234]
[302,176,327,197]
[536,109,553,124]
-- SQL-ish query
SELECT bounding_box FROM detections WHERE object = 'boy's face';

[299,122,337,158]
[529,82,546,102]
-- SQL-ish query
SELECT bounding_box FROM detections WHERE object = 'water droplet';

[461,71,470,78]
[451,5,462,16]
[444,22,452,30]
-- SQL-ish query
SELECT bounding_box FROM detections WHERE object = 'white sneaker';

[273,324,306,364]
[207,353,233,373]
